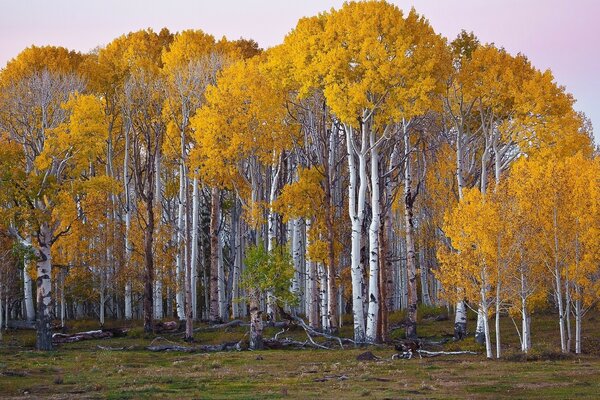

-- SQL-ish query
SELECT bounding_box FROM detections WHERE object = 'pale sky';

[1,0,598,143]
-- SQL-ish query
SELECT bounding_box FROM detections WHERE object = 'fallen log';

[193,319,246,332]
[264,338,325,350]
[52,328,129,344]
[53,330,113,344]
[154,321,179,333]
[147,337,245,352]
[6,320,35,330]
[417,350,478,357]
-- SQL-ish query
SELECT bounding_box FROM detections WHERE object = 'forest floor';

[1,309,600,399]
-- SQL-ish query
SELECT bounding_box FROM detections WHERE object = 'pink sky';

[1,0,598,143]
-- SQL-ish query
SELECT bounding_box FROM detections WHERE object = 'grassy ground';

[1,309,599,399]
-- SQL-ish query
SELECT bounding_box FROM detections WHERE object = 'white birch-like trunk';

[366,131,381,343]
[553,209,567,353]
[218,228,227,321]
[346,124,367,343]
[231,200,242,318]
[190,177,199,320]
[266,156,281,322]
[575,295,582,354]
[23,264,35,321]
[100,269,106,326]
[475,309,486,344]
[495,281,501,358]
[123,123,133,320]
[480,268,493,359]
[175,164,186,320]
[291,219,301,301]
[318,262,329,330]
[521,298,530,353]
[153,278,163,319]
[454,127,467,339]
[305,218,319,328]
[36,222,53,350]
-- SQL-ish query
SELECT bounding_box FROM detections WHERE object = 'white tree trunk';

[36,222,54,350]
[521,297,530,353]
[455,301,468,340]
[346,124,367,343]
[305,218,319,329]
[190,177,199,320]
[366,132,381,342]
[575,296,582,354]
[153,276,163,319]
[23,264,35,321]
[266,156,281,322]
[175,164,186,320]
[123,123,133,320]
[318,262,329,330]
[100,269,106,326]
[475,309,486,344]
[218,228,227,321]
[291,219,301,300]
[495,281,501,358]
[480,268,493,359]
[553,209,567,353]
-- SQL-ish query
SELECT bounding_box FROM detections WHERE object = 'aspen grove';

[0,1,598,359]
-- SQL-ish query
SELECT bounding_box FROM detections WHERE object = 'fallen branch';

[417,350,478,357]
[53,329,126,344]
[96,345,134,351]
[147,337,244,353]
[263,338,324,350]
[291,315,353,349]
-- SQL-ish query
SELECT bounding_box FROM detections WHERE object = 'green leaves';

[242,244,297,307]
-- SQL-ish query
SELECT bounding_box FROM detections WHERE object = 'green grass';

[1,312,599,399]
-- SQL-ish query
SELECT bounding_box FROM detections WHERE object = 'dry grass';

[1,310,599,399]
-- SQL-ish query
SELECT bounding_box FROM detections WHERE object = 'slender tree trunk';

[403,122,418,340]
[218,228,227,321]
[100,269,105,326]
[291,219,301,309]
[453,127,468,339]
[565,269,572,352]
[318,262,329,331]
[575,292,582,354]
[249,289,263,350]
[209,187,220,323]
[366,135,381,342]
[190,177,199,320]
[143,196,155,333]
[325,129,338,333]
[552,208,567,353]
[495,280,501,358]
[345,124,367,343]
[175,164,187,320]
[23,262,35,321]
[419,247,431,307]
[36,222,53,350]
[0,272,3,340]
[305,218,319,329]
[123,123,133,320]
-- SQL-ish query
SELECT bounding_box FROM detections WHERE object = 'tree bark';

[403,122,418,340]
[345,124,367,343]
[35,222,54,350]
[366,131,381,343]
[209,187,221,323]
